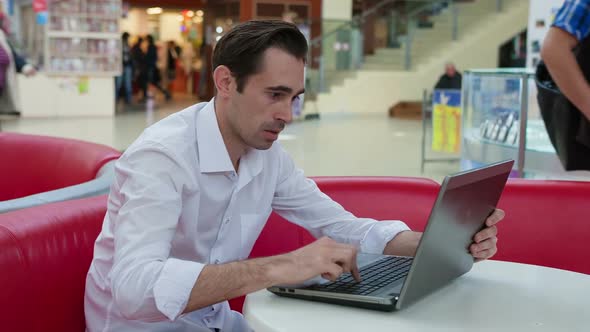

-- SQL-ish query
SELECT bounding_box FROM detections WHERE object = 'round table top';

[243,260,590,331]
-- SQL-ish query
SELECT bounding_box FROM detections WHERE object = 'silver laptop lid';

[396,160,514,309]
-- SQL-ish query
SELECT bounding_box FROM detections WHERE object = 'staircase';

[363,0,521,71]
[311,0,529,114]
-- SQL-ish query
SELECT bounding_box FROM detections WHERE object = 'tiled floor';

[13,94,586,183]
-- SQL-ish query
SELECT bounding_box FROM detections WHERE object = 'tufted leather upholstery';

[0,132,120,201]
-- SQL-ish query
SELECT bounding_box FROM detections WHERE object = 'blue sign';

[433,89,462,107]
[36,11,48,25]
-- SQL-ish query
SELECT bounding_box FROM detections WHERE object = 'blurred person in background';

[143,35,171,102]
[115,32,133,105]
[541,0,590,121]
[434,62,462,90]
[131,36,145,102]
[166,40,179,95]
[0,10,35,114]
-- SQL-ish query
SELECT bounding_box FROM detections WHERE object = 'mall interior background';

[0,0,585,182]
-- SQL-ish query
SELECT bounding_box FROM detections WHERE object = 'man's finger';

[474,225,498,243]
[351,255,361,282]
[472,246,498,260]
[322,264,344,281]
[470,237,497,255]
[486,209,505,227]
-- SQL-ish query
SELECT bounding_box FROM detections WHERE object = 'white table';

[243,260,590,331]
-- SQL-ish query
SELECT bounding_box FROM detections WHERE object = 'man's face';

[445,64,456,76]
[225,47,305,151]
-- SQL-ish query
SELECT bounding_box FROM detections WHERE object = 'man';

[84,21,503,331]
[434,62,462,90]
[541,0,590,121]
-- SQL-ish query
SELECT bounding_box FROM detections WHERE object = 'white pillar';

[322,0,353,20]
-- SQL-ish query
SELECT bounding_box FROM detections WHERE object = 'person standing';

[115,32,133,104]
[0,16,35,114]
[540,0,590,120]
[143,35,171,101]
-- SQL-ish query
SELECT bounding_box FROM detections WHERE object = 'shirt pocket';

[239,210,271,260]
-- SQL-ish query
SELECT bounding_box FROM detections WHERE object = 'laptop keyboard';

[305,256,413,296]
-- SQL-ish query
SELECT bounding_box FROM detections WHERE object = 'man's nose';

[276,103,293,124]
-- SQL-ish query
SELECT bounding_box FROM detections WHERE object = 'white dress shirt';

[84,99,410,332]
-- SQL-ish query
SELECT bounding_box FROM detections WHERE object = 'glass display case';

[461,69,581,179]
[45,0,121,75]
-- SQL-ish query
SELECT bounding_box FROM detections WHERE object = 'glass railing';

[305,0,506,98]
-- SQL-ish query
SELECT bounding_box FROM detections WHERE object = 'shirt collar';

[196,98,263,179]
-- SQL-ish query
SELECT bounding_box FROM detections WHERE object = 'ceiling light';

[146,7,162,15]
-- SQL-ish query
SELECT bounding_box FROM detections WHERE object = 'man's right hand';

[184,237,361,313]
[271,237,361,285]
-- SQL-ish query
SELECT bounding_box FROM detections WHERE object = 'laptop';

[268,160,514,311]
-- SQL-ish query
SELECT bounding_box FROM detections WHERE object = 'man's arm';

[183,237,360,312]
[269,145,410,256]
[541,27,590,120]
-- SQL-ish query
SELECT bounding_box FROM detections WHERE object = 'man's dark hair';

[212,20,308,93]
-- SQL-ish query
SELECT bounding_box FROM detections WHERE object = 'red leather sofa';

[0,195,108,332]
[495,179,590,275]
[0,177,588,331]
[0,132,121,213]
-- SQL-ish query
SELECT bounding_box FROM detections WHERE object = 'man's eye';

[270,92,282,99]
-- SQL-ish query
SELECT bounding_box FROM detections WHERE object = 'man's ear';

[213,65,234,98]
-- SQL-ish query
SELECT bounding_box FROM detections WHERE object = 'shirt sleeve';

[553,0,590,41]
[109,141,203,321]
[271,145,410,254]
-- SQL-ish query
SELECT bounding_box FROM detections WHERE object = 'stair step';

[317,0,510,90]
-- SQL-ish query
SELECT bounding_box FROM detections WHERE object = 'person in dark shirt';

[143,35,171,102]
[131,36,145,101]
[434,62,462,90]
[115,32,133,104]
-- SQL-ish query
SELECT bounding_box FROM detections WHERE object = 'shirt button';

[224,218,230,224]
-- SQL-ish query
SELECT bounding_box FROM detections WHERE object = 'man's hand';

[383,209,506,262]
[184,237,360,313]
[470,208,505,262]
[273,237,361,284]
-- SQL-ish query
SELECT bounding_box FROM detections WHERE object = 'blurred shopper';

[115,32,133,104]
[166,40,179,94]
[434,62,462,90]
[541,0,590,121]
[143,35,171,102]
[167,41,179,82]
[131,36,145,102]
[537,0,590,171]
[0,17,35,114]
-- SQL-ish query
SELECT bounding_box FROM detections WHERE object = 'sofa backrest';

[0,133,120,201]
[0,195,107,332]
[496,179,590,275]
